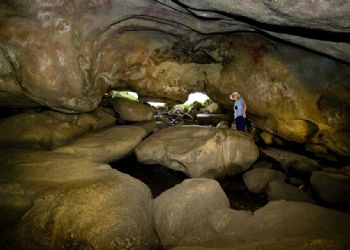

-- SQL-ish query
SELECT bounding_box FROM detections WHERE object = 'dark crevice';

[111,153,268,211]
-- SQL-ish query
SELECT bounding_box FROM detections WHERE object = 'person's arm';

[243,102,247,118]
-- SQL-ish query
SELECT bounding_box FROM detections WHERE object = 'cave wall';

[0,0,349,155]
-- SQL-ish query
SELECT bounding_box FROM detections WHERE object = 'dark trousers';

[235,116,245,131]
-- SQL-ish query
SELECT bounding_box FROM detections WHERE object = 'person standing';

[230,92,247,131]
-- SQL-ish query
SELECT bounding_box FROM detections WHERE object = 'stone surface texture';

[243,168,287,194]
[0,149,156,249]
[266,180,315,203]
[153,178,230,248]
[261,147,320,174]
[113,97,154,122]
[311,170,350,204]
[170,200,350,249]
[136,126,259,178]
[54,126,148,163]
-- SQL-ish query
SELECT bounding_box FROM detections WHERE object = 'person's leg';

[235,116,246,131]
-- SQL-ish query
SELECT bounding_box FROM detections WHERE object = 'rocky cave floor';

[112,151,350,214]
[1,101,350,249]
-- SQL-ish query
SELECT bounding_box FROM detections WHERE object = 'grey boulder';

[153,178,229,248]
[136,126,259,178]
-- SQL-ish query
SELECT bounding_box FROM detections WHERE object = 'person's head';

[230,92,240,101]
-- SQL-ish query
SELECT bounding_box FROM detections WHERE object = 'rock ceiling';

[0,0,349,155]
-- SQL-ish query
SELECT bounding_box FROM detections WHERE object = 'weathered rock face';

[174,200,350,249]
[153,178,230,248]
[135,126,259,178]
[0,149,157,249]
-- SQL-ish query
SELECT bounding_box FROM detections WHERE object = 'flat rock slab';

[153,178,229,248]
[311,170,350,204]
[267,180,314,203]
[55,125,147,163]
[243,168,287,194]
[172,200,350,249]
[135,126,259,178]
[0,149,156,249]
[260,147,319,175]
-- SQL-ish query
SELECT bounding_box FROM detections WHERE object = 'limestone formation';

[243,168,287,194]
[54,126,148,163]
[172,200,350,249]
[113,97,155,122]
[135,126,259,178]
[153,178,230,248]
[0,149,156,249]
[311,170,350,204]
[266,181,314,204]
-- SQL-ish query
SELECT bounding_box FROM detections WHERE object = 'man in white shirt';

[230,92,247,131]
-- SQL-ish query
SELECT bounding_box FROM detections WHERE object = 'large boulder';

[135,126,259,178]
[311,170,350,204]
[171,200,350,249]
[266,181,315,203]
[0,149,156,249]
[54,126,148,163]
[243,168,287,194]
[0,113,86,150]
[153,178,230,248]
[113,97,154,122]
[261,147,320,175]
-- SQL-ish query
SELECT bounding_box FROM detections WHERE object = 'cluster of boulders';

[0,96,349,249]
